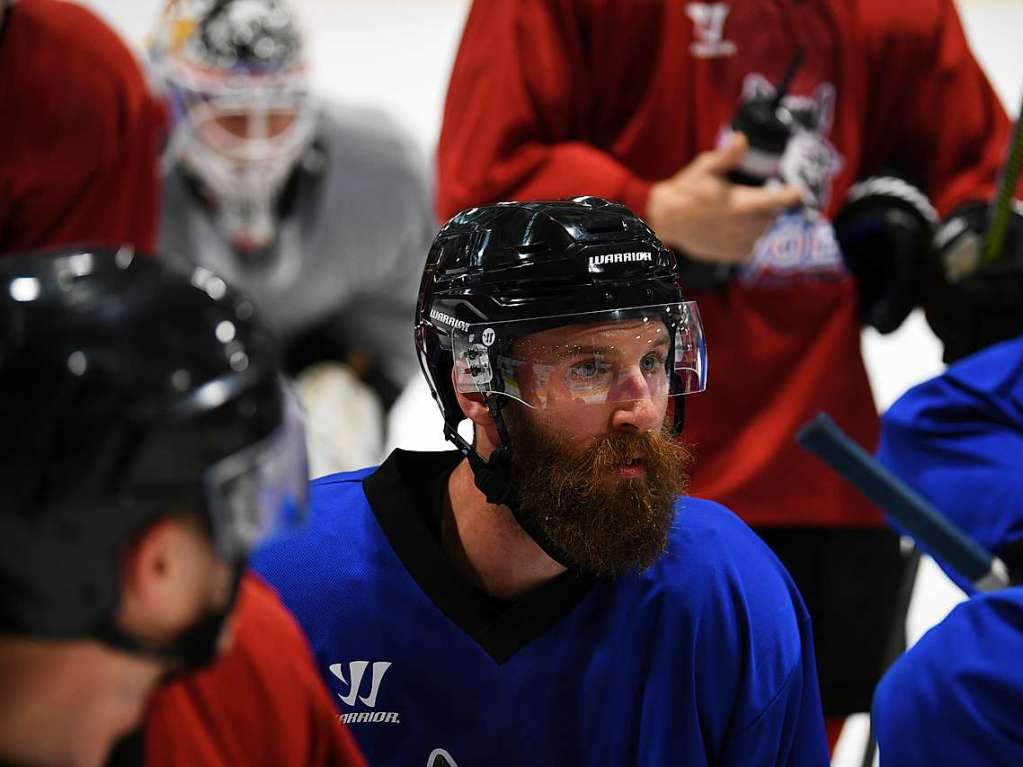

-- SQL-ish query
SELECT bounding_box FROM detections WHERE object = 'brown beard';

[503,407,694,577]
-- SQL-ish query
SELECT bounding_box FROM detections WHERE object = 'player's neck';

[0,639,162,767]
[445,458,566,600]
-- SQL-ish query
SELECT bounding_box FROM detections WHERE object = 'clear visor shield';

[202,382,309,560]
[452,302,707,410]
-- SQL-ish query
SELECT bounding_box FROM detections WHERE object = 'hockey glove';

[834,176,938,334]
[924,200,1023,363]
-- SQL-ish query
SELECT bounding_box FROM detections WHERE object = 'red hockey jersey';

[144,574,366,767]
[437,0,1012,527]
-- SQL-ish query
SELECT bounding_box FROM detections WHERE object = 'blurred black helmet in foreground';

[0,246,307,642]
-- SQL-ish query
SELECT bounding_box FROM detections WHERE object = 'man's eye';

[640,353,666,374]
[570,360,598,380]
[568,359,608,383]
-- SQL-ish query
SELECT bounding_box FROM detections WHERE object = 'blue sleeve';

[717,600,828,766]
[877,334,1023,589]
[873,587,1023,767]
[684,502,829,766]
[249,473,375,645]
[249,528,325,639]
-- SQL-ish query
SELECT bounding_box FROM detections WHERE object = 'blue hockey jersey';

[873,585,1023,766]
[876,334,1023,591]
[253,450,828,766]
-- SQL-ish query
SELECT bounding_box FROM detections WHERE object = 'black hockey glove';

[924,201,1023,364]
[834,176,938,334]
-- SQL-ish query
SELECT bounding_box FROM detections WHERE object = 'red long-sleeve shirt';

[437,0,1012,527]
[0,0,164,254]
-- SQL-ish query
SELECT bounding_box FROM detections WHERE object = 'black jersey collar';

[363,449,595,664]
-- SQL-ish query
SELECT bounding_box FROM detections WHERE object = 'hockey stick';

[858,548,922,767]
[796,412,1010,592]
[982,86,1023,265]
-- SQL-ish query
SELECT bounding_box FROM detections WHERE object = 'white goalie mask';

[150,0,316,252]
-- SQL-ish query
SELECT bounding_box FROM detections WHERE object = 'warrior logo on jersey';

[686,3,737,58]
[330,660,402,724]
[738,74,847,283]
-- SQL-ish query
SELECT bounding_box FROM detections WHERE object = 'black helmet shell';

[0,246,283,639]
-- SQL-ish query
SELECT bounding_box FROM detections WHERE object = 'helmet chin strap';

[444,397,584,574]
[442,413,513,508]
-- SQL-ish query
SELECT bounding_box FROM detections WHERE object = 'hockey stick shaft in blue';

[797,413,1010,592]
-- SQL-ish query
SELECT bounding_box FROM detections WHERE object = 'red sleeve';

[436,0,653,220]
[859,0,1015,216]
[0,0,165,255]
[144,573,366,767]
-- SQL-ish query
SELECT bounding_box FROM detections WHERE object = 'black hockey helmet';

[0,246,307,641]
[415,197,706,511]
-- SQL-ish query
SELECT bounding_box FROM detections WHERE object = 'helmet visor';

[452,302,706,410]
[202,380,308,560]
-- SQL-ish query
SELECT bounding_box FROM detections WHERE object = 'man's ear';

[116,517,209,645]
[451,365,500,452]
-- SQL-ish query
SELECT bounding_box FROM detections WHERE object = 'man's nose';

[609,371,661,432]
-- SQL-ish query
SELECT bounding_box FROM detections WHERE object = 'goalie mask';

[150,0,316,252]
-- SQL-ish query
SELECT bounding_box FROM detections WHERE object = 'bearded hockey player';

[254,197,828,766]
[434,1,1021,747]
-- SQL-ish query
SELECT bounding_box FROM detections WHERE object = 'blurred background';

[81,0,1023,416]
[76,2,1023,762]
